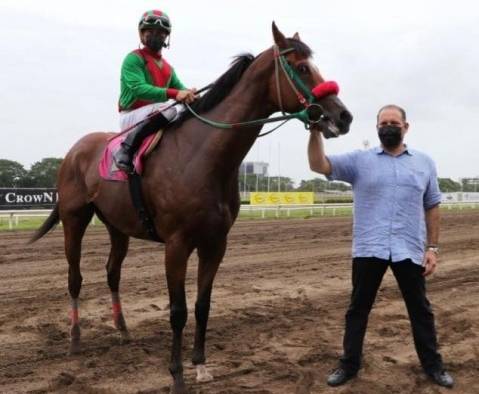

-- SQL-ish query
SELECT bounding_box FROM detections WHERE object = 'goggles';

[140,15,171,32]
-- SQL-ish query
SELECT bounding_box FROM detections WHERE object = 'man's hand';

[176,89,197,104]
[423,250,438,276]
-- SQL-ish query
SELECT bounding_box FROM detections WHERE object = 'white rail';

[1,201,478,229]
[0,209,96,230]
[239,204,353,218]
[0,209,51,230]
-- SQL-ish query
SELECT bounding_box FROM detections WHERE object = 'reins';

[183,45,327,137]
[116,44,334,141]
[114,83,213,138]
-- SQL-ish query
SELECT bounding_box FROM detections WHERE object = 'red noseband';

[312,81,339,100]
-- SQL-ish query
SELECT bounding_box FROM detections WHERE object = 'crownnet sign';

[0,188,58,210]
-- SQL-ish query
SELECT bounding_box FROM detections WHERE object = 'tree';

[438,178,461,192]
[328,181,352,192]
[0,159,28,187]
[461,177,479,192]
[268,176,294,192]
[239,174,294,193]
[295,177,352,192]
[296,177,329,192]
[25,158,63,187]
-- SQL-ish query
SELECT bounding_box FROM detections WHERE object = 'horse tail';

[28,203,60,244]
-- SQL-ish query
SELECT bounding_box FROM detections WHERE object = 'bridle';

[118,43,340,138]
[274,45,314,113]
[184,44,339,135]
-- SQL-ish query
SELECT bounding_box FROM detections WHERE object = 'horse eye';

[297,64,309,74]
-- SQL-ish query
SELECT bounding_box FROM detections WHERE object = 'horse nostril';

[340,110,353,124]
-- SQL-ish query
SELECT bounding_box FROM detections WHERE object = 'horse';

[30,23,352,393]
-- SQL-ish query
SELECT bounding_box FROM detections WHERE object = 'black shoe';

[429,370,454,388]
[327,368,356,387]
[113,145,134,173]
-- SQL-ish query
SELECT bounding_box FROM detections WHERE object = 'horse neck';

[198,58,276,177]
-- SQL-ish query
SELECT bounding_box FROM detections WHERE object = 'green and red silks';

[127,48,176,110]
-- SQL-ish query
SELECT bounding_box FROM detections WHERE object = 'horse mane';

[172,38,312,127]
[173,53,255,126]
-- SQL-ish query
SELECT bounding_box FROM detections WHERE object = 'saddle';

[98,128,165,241]
[99,129,164,181]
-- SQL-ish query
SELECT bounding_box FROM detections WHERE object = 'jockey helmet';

[139,10,171,34]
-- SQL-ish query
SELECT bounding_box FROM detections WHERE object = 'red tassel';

[312,81,339,99]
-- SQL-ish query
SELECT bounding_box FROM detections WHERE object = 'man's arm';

[423,204,440,276]
[308,129,332,175]
[426,204,440,246]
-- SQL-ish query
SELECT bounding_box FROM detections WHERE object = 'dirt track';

[1,212,478,393]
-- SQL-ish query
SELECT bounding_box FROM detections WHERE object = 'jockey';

[114,10,196,173]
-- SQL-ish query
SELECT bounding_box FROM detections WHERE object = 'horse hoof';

[119,330,131,344]
[114,313,128,332]
[196,364,213,383]
[69,340,81,355]
[169,383,187,394]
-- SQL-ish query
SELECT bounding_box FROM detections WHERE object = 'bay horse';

[30,23,352,393]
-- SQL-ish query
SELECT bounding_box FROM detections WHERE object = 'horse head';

[266,22,353,138]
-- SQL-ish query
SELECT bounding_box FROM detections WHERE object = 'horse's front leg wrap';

[69,298,81,354]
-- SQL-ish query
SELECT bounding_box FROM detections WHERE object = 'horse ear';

[293,32,301,41]
[272,21,288,49]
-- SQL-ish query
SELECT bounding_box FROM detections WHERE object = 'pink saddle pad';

[98,131,158,181]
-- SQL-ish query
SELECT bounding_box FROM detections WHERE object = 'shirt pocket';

[357,165,392,191]
[397,168,427,192]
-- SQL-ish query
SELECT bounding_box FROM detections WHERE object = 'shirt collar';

[142,46,162,60]
[374,144,412,156]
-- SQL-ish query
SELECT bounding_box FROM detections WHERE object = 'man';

[114,9,197,173]
[308,105,454,388]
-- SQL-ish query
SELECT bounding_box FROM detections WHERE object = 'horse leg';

[63,205,94,355]
[192,238,227,383]
[164,237,193,394]
[105,224,130,343]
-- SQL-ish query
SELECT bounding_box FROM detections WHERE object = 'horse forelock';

[173,53,255,127]
[286,38,313,58]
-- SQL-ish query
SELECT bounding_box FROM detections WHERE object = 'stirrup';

[116,162,135,174]
[113,153,135,174]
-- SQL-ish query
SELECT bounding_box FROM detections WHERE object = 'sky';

[1,0,478,185]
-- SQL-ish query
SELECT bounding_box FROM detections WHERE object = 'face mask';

[145,35,165,52]
[378,125,402,149]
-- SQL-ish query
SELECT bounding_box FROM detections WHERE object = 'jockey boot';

[114,112,170,173]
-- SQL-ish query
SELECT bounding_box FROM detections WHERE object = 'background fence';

[2,201,479,230]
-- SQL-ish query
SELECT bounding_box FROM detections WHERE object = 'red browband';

[312,81,339,100]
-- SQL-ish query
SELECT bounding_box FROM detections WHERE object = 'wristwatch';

[427,245,439,255]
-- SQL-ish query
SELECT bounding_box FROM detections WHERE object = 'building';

[239,161,269,176]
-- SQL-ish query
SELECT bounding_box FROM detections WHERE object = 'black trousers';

[340,257,443,375]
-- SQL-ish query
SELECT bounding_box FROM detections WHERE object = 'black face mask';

[378,125,402,149]
[145,35,165,52]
